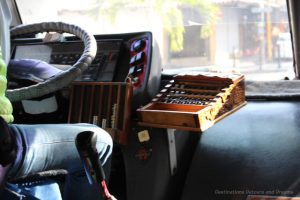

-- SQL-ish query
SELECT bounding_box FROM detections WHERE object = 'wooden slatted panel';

[68,82,132,145]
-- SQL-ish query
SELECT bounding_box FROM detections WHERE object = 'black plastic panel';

[181,101,300,200]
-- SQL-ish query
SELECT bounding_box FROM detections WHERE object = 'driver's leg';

[8,123,113,200]
[0,164,11,194]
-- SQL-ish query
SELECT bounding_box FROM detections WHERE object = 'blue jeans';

[7,123,113,200]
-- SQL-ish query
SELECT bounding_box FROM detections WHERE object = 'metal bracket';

[167,129,177,176]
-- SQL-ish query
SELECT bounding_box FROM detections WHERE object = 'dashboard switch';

[135,52,145,64]
[129,66,136,76]
[130,56,136,65]
[133,77,139,84]
[129,52,145,65]
[136,65,143,74]
[133,39,146,52]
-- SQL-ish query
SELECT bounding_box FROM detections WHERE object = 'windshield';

[16,0,293,81]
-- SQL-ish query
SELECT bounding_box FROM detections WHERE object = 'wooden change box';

[137,72,246,132]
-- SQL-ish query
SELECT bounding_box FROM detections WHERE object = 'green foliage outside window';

[94,0,219,52]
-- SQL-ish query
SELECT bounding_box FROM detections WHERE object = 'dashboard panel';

[13,40,122,82]
[9,32,161,129]
[10,32,161,112]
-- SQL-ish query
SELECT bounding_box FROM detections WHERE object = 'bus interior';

[3,0,300,200]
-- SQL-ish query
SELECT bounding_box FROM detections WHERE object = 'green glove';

[0,58,13,123]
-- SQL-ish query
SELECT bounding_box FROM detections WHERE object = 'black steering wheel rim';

[6,21,97,102]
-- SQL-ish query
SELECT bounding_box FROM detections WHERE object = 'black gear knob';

[75,131,106,184]
[75,131,116,200]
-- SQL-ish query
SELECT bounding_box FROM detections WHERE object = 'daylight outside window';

[16,0,293,81]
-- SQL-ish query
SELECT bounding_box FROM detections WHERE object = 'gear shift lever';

[75,131,116,200]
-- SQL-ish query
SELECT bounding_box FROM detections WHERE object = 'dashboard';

[10,32,161,110]
[9,32,161,135]
[14,40,122,82]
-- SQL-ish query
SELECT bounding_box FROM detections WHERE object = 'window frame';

[287,0,299,78]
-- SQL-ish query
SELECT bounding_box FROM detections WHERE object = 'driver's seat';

[5,170,65,200]
[2,59,65,199]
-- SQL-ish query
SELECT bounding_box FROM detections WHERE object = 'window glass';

[16,0,293,80]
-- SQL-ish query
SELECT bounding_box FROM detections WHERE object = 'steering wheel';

[6,22,97,102]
